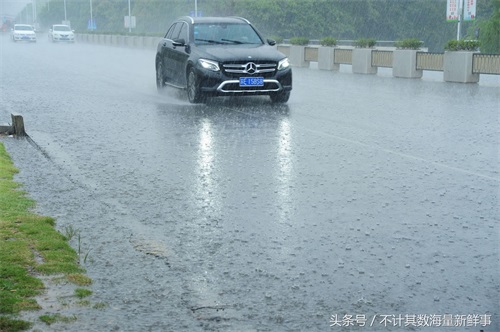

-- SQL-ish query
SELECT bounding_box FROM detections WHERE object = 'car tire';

[187,67,205,104]
[156,60,167,93]
[270,90,290,103]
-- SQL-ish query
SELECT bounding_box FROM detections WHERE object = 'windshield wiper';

[195,38,226,44]
[221,38,245,44]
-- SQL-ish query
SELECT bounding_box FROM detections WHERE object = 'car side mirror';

[267,39,276,46]
[172,38,185,47]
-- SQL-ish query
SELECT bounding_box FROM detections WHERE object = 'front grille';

[222,61,277,78]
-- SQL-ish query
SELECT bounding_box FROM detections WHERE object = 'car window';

[169,23,183,41]
[193,23,263,45]
[15,25,33,31]
[165,23,177,39]
[54,26,71,31]
[178,22,188,42]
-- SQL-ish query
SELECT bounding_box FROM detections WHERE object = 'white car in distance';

[48,25,75,43]
[11,24,37,42]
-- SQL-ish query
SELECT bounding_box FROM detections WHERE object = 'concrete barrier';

[73,34,497,83]
[393,50,423,79]
[352,48,377,74]
[289,46,308,67]
[444,51,480,83]
[318,47,339,71]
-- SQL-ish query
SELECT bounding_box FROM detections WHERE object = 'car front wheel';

[187,68,205,103]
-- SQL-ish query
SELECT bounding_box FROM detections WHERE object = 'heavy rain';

[0,1,499,331]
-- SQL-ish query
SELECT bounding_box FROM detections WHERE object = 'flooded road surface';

[1,34,499,331]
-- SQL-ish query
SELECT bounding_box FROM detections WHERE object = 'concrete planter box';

[444,51,479,83]
[137,37,146,48]
[146,37,160,49]
[116,35,125,46]
[289,45,308,67]
[393,49,422,78]
[352,48,377,74]
[123,36,132,47]
[318,47,339,71]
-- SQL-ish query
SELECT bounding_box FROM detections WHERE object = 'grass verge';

[0,141,91,331]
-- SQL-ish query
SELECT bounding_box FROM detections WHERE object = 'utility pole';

[90,0,93,30]
[456,0,463,40]
[128,0,131,33]
[32,0,36,25]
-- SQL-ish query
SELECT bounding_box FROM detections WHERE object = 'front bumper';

[198,67,292,96]
[52,35,75,42]
[12,34,36,42]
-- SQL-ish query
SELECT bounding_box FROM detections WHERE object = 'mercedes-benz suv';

[155,16,292,103]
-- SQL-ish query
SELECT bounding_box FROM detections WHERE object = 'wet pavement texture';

[0,34,499,331]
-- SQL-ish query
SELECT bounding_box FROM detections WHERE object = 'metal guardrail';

[77,35,500,78]
[305,47,318,62]
[473,54,500,75]
[334,49,352,64]
[416,52,444,71]
[371,50,393,68]
[277,45,290,57]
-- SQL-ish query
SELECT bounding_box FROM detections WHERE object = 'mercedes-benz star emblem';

[245,62,257,74]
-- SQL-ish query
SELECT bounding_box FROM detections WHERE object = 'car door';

[170,22,190,87]
[158,22,181,84]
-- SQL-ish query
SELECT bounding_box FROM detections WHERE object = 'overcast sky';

[1,0,31,19]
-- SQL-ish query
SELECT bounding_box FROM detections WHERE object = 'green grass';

[0,142,91,331]
[75,288,92,299]
[39,313,77,325]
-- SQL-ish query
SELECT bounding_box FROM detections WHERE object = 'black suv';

[155,16,292,103]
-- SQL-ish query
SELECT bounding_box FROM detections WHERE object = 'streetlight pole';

[64,0,67,22]
[30,0,38,26]
[32,0,35,25]
[128,0,131,33]
[456,0,464,40]
[195,0,198,17]
[90,0,93,30]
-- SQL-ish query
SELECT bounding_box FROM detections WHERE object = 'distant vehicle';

[48,25,75,43]
[11,24,36,42]
[155,16,292,104]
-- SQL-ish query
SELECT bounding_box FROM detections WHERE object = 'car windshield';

[15,25,33,31]
[194,23,262,45]
[54,26,71,31]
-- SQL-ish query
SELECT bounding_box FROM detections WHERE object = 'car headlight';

[199,59,220,72]
[278,58,290,71]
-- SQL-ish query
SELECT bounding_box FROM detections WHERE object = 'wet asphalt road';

[0,34,499,331]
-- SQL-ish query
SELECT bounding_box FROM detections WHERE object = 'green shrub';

[444,39,481,51]
[355,38,376,48]
[394,38,423,50]
[320,37,337,47]
[289,37,309,46]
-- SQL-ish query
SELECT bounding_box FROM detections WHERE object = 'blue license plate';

[239,77,264,87]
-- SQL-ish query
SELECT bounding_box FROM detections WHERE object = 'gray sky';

[1,0,31,19]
